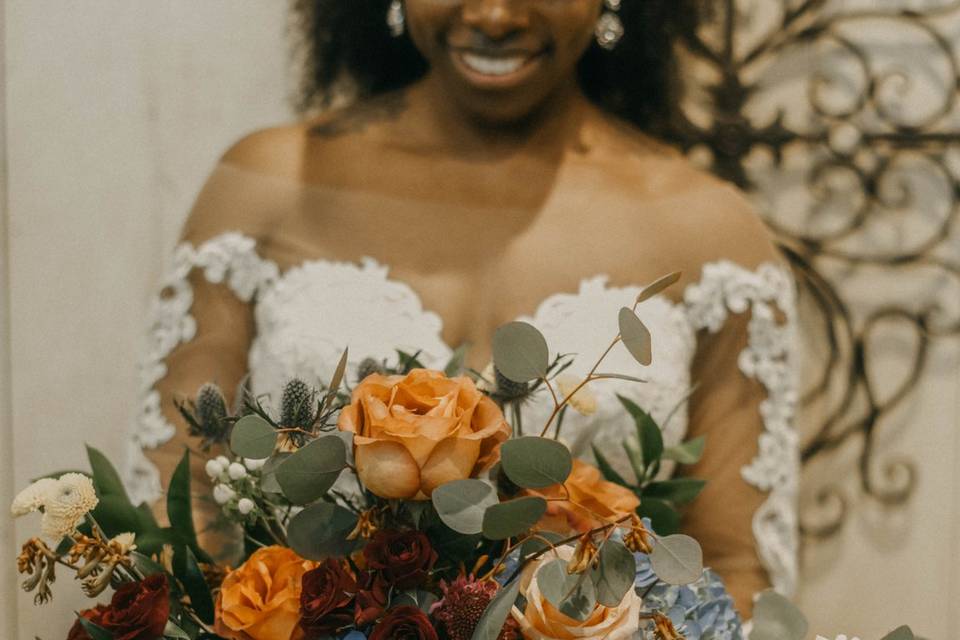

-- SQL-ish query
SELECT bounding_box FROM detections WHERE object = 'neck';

[406,73,590,159]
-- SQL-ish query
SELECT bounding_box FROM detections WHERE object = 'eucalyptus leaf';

[432,479,498,535]
[881,626,915,640]
[131,551,166,577]
[618,395,663,471]
[287,502,358,560]
[590,540,635,607]
[482,496,547,540]
[276,436,346,504]
[618,307,652,366]
[538,558,597,622]
[230,415,278,459]
[662,436,707,465]
[470,576,520,640]
[591,373,647,383]
[393,589,440,613]
[749,591,809,640]
[492,321,550,383]
[519,531,566,558]
[259,453,289,494]
[643,478,706,506]
[650,534,703,585]
[636,271,682,304]
[500,437,573,489]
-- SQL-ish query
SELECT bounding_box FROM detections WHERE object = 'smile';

[450,48,546,89]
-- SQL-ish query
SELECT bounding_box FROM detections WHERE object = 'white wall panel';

[3,2,291,637]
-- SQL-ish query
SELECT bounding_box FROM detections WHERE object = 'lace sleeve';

[680,261,800,609]
[125,232,277,506]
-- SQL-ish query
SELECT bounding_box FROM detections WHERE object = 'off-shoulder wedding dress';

[124,162,800,607]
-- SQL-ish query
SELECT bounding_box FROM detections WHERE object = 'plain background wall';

[1,1,957,639]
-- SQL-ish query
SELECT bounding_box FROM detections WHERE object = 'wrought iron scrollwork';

[671,0,960,537]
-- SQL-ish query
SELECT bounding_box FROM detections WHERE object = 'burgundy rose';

[300,559,358,637]
[66,574,169,640]
[355,571,389,628]
[363,530,437,589]
[369,606,438,640]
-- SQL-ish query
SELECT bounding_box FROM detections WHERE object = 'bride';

[128,0,798,617]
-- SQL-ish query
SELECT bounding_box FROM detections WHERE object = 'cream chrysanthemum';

[11,478,57,516]
[557,374,598,416]
[12,473,99,542]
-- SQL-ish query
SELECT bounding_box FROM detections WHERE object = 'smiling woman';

[131,0,799,622]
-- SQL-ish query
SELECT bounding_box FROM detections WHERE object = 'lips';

[449,47,547,90]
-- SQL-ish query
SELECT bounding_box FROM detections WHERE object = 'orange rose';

[512,546,642,640]
[214,546,317,640]
[529,459,640,534]
[337,368,511,500]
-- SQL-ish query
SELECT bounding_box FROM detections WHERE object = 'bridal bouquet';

[10,274,913,640]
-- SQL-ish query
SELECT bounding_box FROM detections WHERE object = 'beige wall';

[1,1,957,639]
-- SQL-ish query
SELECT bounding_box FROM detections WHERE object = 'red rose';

[369,606,438,640]
[363,530,437,589]
[66,574,169,640]
[300,559,358,637]
[354,572,389,628]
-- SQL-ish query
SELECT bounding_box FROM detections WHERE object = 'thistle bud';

[495,367,530,401]
[280,378,317,429]
[356,357,385,383]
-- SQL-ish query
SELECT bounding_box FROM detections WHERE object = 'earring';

[595,0,624,50]
[387,0,406,38]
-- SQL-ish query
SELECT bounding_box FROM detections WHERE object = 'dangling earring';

[595,0,624,50]
[387,0,406,38]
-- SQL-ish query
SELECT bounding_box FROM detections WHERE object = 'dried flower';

[567,534,600,574]
[17,538,58,604]
[623,514,654,554]
[346,508,381,541]
[651,612,684,640]
[557,374,597,416]
[432,574,520,640]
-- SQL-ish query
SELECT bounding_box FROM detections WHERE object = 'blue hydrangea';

[635,567,744,640]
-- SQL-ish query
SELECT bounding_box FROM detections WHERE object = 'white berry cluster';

[205,455,267,520]
[816,636,861,640]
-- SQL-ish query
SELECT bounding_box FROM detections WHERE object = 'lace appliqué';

[684,260,800,597]
[126,233,278,505]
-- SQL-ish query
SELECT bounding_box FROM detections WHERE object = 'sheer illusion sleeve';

[679,261,799,617]
[125,163,283,515]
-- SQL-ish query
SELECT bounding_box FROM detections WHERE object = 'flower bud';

[215,455,230,468]
[237,498,255,515]
[244,458,267,472]
[227,463,247,481]
[213,484,236,505]
[204,459,224,479]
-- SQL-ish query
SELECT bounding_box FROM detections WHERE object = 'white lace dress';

[126,231,800,597]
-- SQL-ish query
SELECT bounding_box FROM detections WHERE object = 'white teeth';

[460,52,530,77]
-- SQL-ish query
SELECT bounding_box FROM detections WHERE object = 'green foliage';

[618,395,662,475]
[589,540,635,607]
[881,626,915,640]
[167,450,211,563]
[618,307,652,366]
[78,618,113,640]
[636,272,682,304]
[492,321,550,383]
[637,498,681,536]
[482,496,547,540]
[287,502,358,560]
[444,344,470,377]
[662,435,706,465]
[643,478,706,506]
[592,445,629,486]
[86,445,130,503]
[259,453,288,495]
[230,415,278,459]
[650,534,703,585]
[172,546,215,625]
[393,589,440,613]
[276,435,346,504]
[432,479,498,535]
[500,437,573,489]
[749,591,809,640]
[470,576,520,640]
[163,620,192,640]
[538,558,597,622]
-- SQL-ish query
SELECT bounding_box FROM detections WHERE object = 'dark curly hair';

[291,0,704,135]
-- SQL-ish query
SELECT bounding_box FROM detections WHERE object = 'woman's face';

[405,0,603,125]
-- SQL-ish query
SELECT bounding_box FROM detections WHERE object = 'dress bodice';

[126,231,800,597]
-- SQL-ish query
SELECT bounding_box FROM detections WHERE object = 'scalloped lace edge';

[125,233,278,505]
[684,260,800,597]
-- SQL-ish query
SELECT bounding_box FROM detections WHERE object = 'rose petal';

[419,437,481,496]
[355,440,421,499]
